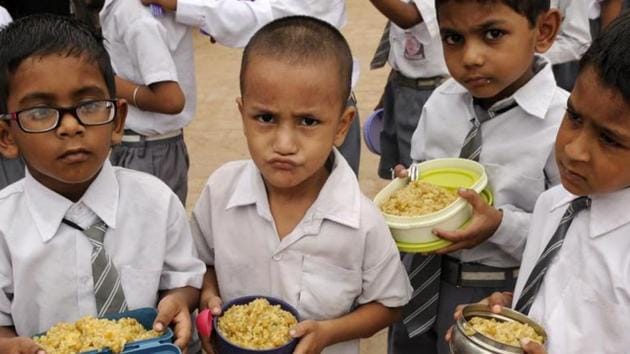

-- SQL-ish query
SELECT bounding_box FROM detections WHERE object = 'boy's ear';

[0,120,19,159]
[110,99,127,146]
[334,105,356,147]
[534,9,562,53]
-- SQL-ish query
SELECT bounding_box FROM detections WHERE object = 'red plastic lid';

[196,309,213,338]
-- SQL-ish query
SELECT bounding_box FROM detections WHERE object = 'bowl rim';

[213,295,300,352]
[455,304,547,353]
[375,158,488,224]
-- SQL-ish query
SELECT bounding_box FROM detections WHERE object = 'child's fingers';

[444,325,454,342]
[200,335,215,354]
[154,299,178,332]
[521,338,547,354]
[171,310,192,352]
[487,291,513,311]
[457,188,487,210]
[289,320,316,339]
[205,296,223,316]
[393,164,408,179]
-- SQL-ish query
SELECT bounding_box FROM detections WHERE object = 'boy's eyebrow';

[568,98,630,143]
[73,86,109,99]
[440,19,509,33]
[17,86,109,108]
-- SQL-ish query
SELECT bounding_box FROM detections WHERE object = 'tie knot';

[569,196,591,214]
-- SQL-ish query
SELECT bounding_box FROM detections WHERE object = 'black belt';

[441,255,519,288]
[393,70,447,89]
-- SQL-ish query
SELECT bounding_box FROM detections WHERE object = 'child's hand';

[140,0,177,11]
[392,164,408,179]
[155,294,193,354]
[433,188,502,254]
[290,320,331,354]
[521,338,547,354]
[198,295,223,354]
[0,336,45,354]
[445,291,513,342]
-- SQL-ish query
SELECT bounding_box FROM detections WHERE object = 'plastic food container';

[36,308,181,354]
[374,158,489,252]
[213,295,300,354]
[450,304,547,354]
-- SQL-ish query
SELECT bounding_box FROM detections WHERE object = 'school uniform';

[548,0,591,90]
[190,148,412,354]
[376,0,449,179]
[0,5,11,25]
[100,0,196,204]
[0,161,205,337]
[512,186,630,353]
[173,0,362,176]
[404,56,567,354]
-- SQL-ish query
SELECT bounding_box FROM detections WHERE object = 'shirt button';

[273,254,282,261]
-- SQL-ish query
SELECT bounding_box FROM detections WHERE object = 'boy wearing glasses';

[0,15,204,353]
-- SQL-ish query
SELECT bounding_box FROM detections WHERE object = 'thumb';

[206,296,223,316]
[521,338,546,354]
[154,298,178,332]
[289,320,315,338]
[458,188,486,210]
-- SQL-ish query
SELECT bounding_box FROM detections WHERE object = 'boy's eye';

[565,109,582,126]
[600,132,620,147]
[443,33,463,45]
[21,107,56,121]
[484,29,505,40]
[255,114,275,123]
[299,117,319,127]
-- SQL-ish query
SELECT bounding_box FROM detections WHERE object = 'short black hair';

[579,12,630,102]
[240,15,353,108]
[0,14,115,113]
[435,0,550,26]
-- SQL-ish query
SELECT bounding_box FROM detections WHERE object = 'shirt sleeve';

[122,18,179,85]
[356,203,412,307]
[0,235,13,327]
[190,182,215,266]
[545,0,591,64]
[176,0,274,48]
[486,206,531,261]
[412,0,440,39]
[159,196,205,290]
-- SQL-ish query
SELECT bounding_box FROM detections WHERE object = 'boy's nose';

[272,127,298,155]
[564,132,590,162]
[462,43,485,67]
[56,112,86,137]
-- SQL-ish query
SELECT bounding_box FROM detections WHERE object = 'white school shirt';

[546,0,591,65]
[191,149,412,354]
[388,0,449,79]
[512,186,630,353]
[176,0,345,48]
[0,161,205,336]
[410,56,568,267]
[100,0,197,136]
[0,6,11,27]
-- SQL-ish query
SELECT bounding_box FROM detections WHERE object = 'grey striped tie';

[82,220,128,316]
[370,22,391,69]
[401,253,441,338]
[515,197,591,314]
[459,101,518,161]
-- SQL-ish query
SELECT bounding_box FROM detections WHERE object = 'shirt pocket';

[483,162,546,210]
[549,277,629,353]
[119,266,161,309]
[298,255,362,321]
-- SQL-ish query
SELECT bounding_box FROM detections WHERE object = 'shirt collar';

[550,187,630,239]
[439,55,557,120]
[24,160,119,243]
[226,149,361,229]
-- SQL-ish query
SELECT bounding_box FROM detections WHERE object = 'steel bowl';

[450,304,547,354]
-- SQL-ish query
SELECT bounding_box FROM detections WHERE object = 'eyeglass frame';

[0,99,119,134]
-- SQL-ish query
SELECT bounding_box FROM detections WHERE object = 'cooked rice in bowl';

[217,298,298,349]
[465,316,544,346]
[34,316,159,354]
[380,180,458,216]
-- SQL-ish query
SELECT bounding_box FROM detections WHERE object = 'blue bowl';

[36,308,180,354]
[213,296,300,354]
[363,108,384,155]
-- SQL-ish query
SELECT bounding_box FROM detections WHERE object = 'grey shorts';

[109,132,189,204]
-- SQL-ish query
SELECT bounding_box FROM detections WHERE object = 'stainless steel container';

[450,304,547,354]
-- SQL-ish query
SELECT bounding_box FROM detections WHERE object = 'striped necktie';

[63,219,128,316]
[370,21,391,69]
[514,196,591,314]
[401,253,441,338]
[459,100,518,161]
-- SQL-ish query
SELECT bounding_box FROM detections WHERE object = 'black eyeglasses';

[0,99,118,133]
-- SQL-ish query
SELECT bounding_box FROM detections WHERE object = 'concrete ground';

[185,2,393,353]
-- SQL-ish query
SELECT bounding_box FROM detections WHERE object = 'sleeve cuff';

[175,0,206,28]
[488,207,530,260]
[160,271,204,290]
